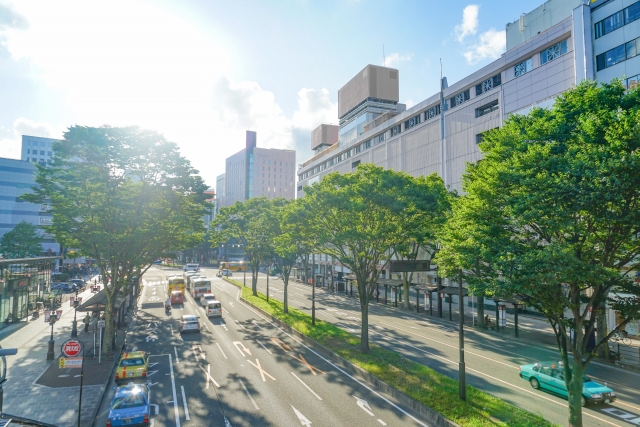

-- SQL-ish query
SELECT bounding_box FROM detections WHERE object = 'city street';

[220,269,640,427]
[95,266,430,427]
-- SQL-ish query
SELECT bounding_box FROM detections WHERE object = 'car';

[205,300,222,317]
[70,279,85,289]
[179,314,200,333]
[200,293,216,307]
[170,290,184,305]
[107,383,150,427]
[220,269,232,277]
[519,361,616,406]
[51,282,77,293]
[153,259,162,265]
[183,263,200,272]
[115,351,149,384]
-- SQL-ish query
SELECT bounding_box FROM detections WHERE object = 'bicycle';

[612,329,632,346]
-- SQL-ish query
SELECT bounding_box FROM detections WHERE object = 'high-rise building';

[21,135,59,166]
[221,131,296,207]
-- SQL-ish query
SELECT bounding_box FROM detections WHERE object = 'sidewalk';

[0,276,132,427]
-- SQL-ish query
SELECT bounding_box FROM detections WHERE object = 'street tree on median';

[23,125,209,354]
[302,164,413,353]
[390,175,451,310]
[0,221,43,259]
[435,80,640,427]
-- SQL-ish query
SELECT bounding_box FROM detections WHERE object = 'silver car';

[178,315,200,334]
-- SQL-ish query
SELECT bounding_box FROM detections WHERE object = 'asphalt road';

[221,269,640,427]
[95,266,431,427]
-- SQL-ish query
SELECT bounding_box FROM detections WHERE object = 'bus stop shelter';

[491,296,526,337]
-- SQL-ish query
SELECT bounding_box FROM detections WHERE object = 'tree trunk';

[595,304,609,359]
[477,295,485,328]
[567,363,585,427]
[402,272,411,310]
[360,295,370,353]
[283,278,289,313]
[103,295,113,354]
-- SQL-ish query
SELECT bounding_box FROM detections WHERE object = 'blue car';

[107,383,150,427]
[51,283,77,293]
[519,361,616,406]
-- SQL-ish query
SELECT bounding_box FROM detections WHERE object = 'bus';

[190,278,212,298]
[167,276,186,295]
[219,261,248,272]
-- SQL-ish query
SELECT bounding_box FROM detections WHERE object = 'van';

[205,300,222,317]
[183,263,200,272]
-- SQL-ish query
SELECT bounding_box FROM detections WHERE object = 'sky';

[0,0,531,187]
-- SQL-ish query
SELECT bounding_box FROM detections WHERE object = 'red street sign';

[61,339,82,357]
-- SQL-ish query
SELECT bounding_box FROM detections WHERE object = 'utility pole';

[458,272,466,401]
[312,253,316,325]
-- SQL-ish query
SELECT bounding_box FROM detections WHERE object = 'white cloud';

[382,53,412,68]
[463,29,506,64]
[0,118,64,159]
[455,5,479,43]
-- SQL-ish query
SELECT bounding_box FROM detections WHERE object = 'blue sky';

[0,0,530,186]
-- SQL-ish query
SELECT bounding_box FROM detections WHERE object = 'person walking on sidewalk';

[83,313,91,332]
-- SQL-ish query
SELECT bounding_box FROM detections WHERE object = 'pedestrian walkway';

[0,275,132,427]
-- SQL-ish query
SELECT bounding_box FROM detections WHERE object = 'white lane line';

[169,354,180,427]
[204,323,210,332]
[199,364,221,388]
[236,290,240,301]
[180,386,190,420]
[252,320,262,329]
[256,339,272,354]
[229,302,235,307]
[216,343,228,359]
[235,319,246,330]
[174,347,180,364]
[239,379,259,410]
[378,419,387,425]
[222,307,229,314]
[291,372,322,400]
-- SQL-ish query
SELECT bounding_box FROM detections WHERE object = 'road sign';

[97,320,105,329]
[59,357,83,369]
[70,297,83,307]
[61,339,83,357]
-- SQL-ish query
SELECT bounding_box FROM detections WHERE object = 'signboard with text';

[61,339,82,357]
[59,357,83,369]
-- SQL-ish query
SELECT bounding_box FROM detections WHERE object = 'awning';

[76,289,125,312]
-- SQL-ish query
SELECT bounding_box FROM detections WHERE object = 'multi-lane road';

[96,266,430,427]
[244,271,640,427]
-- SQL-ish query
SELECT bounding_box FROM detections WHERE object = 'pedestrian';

[375,288,380,300]
[83,313,91,332]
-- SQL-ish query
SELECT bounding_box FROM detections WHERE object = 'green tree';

[436,80,640,427]
[303,164,413,352]
[0,221,43,259]
[24,125,209,354]
[391,175,451,310]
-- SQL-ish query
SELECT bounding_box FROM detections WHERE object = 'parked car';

[153,259,162,264]
[51,283,76,293]
[179,314,200,334]
[519,361,616,406]
[115,351,149,384]
[200,293,216,307]
[107,383,150,427]
[170,290,184,305]
[205,300,222,317]
[70,279,85,290]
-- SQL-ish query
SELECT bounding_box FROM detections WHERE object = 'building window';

[364,140,371,149]
[540,40,568,64]
[627,74,640,89]
[595,10,624,38]
[450,90,470,108]
[47,151,52,156]
[355,144,361,153]
[626,2,640,24]
[514,58,532,77]
[297,185,302,191]
[475,74,501,96]
[426,105,440,119]
[27,149,30,154]
[346,149,352,158]
[404,114,421,130]
[391,125,400,136]
[352,160,361,169]
[373,132,386,145]
[475,100,499,118]
[476,128,498,144]
[627,39,639,59]
[596,43,627,71]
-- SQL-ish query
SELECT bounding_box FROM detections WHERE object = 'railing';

[609,342,640,368]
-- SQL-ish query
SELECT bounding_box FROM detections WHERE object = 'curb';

[238,292,461,427]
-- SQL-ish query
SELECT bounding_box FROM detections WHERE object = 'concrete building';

[0,158,58,256]
[215,173,225,214]
[21,135,58,166]
[221,131,296,207]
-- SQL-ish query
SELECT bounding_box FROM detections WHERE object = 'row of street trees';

[213,81,640,427]
[25,125,210,354]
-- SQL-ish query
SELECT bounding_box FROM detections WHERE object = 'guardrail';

[609,342,640,368]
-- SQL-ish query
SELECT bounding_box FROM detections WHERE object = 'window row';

[594,1,640,39]
[596,36,640,71]
[475,100,499,118]
[26,150,52,156]
[475,74,501,96]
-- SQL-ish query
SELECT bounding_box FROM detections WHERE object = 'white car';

[178,315,200,334]
[200,293,216,306]
[205,300,222,317]
[220,269,232,277]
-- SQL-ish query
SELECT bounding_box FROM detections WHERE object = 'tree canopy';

[0,221,43,259]
[436,80,640,427]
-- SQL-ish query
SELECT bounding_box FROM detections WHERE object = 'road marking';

[239,379,259,410]
[216,343,228,359]
[180,386,190,420]
[204,323,210,332]
[256,339,272,354]
[147,370,158,377]
[222,307,229,314]
[174,347,179,364]
[247,358,276,381]
[168,354,180,427]
[199,364,220,388]
[252,320,262,329]
[221,322,228,331]
[290,354,325,375]
[229,302,235,307]
[291,405,312,426]
[354,396,374,416]
[291,372,322,400]
[235,319,246,330]
[377,419,387,425]
[233,341,252,357]
[192,345,206,360]
[602,408,640,423]
[270,337,292,352]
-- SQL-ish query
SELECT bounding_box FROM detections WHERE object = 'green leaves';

[0,221,44,259]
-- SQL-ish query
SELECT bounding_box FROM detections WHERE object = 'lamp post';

[312,253,316,325]
[458,272,466,401]
[47,315,56,361]
[266,263,270,302]
[71,288,79,337]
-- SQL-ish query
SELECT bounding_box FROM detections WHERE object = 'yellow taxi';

[115,351,149,384]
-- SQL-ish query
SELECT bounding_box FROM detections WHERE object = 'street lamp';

[458,271,466,401]
[312,253,316,325]
[47,314,57,361]
[71,288,79,337]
